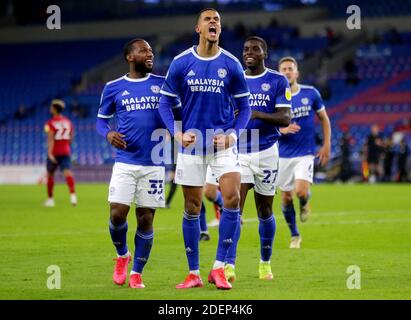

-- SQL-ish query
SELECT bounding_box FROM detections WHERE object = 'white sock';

[213,260,225,269]
[130,271,141,275]
[260,260,270,264]
[118,251,130,258]
[226,263,235,269]
[189,270,200,276]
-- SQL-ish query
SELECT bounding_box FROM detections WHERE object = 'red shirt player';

[44,99,77,207]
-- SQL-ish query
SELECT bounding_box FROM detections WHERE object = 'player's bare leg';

[281,191,302,248]
[295,179,311,222]
[63,169,77,206]
[110,203,131,285]
[176,186,204,289]
[129,207,155,288]
[165,170,177,208]
[204,183,222,227]
[224,182,251,282]
[254,192,275,280]
[208,172,241,290]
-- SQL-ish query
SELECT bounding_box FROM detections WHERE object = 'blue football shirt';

[160,46,250,154]
[279,84,325,158]
[98,73,180,166]
[239,68,291,154]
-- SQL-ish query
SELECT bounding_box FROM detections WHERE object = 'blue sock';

[214,191,223,208]
[259,215,276,262]
[183,212,200,271]
[199,201,208,233]
[225,213,241,265]
[109,220,128,256]
[216,207,240,262]
[282,205,300,237]
[132,229,153,273]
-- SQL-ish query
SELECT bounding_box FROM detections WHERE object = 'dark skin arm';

[251,107,291,127]
[235,107,291,127]
[107,131,127,149]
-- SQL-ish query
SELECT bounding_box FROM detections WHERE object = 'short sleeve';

[160,59,181,98]
[274,76,292,108]
[97,84,116,118]
[312,88,325,113]
[44,120,54,133]
[229,60,250,99]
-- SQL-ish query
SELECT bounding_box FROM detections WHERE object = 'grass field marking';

[239,209,410,218]
[309,218,411,225]
[313,210,411,216]
[240,217,411,225]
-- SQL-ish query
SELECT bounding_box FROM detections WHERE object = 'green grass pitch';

[0,183,410,300]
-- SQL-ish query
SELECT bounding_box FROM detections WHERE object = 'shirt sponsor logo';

[291,105,312,119]
[121,96,160,111]
[248,93,271,107]
[187,78,225,94]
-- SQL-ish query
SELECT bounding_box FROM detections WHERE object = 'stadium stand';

[0,2,410,182]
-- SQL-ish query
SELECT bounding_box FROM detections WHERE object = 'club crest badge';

[218,68,227,79]
[151,85,161,94]
[261,83,271,92]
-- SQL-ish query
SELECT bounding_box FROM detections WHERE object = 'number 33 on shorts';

[148,179,164,198]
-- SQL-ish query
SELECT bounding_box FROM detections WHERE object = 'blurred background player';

[165,136,179,208]
[222,36,292,282]
[204,178,224,227]
[159,8,251,290]
[365,124,384,183]
[44,99,77,207]
[278,56,331,249]
[96,38,180,289]
[397,137,409,182]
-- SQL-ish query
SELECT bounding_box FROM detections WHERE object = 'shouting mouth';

[209,26,217,36]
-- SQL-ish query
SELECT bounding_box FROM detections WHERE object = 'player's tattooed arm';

[107,131,127,149]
